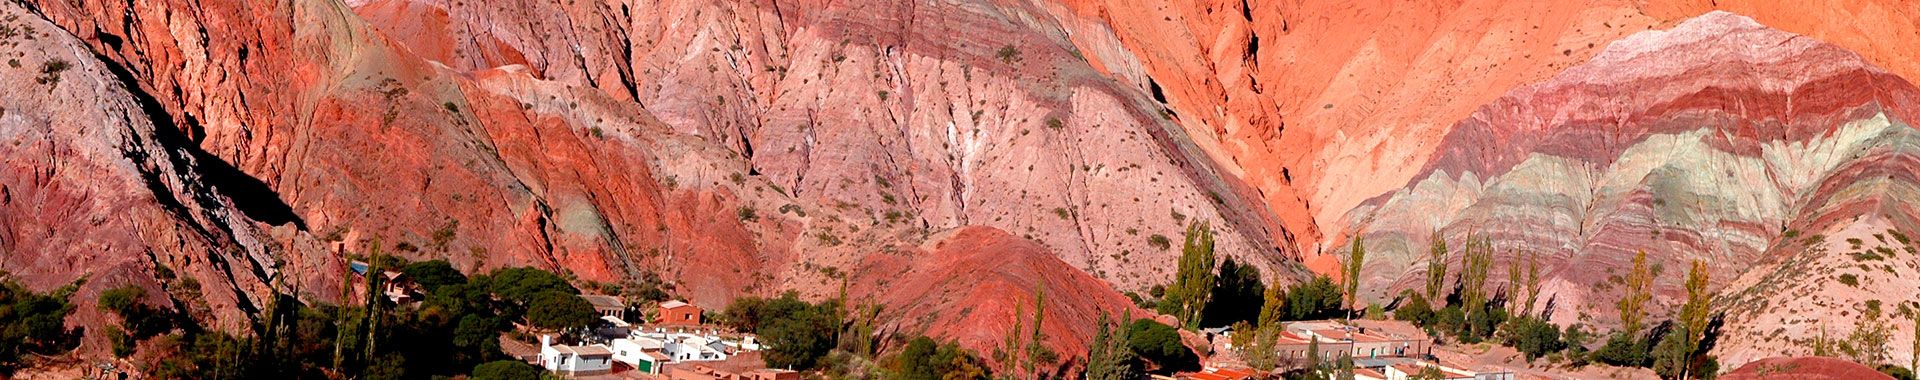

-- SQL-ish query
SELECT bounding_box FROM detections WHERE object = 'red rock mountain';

[1334,11,1920,369]
[2,0,1299,370]
[6,0,1920,375]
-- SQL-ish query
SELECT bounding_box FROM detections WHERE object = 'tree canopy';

[400,260,468,293]
[1200,257,1264,328]
[0,279,79,374]
[1126,319,1197,373]
[526,291,599,331]
[471,360,545,380]
[889,336,988,380]
[1158,221,1217,329]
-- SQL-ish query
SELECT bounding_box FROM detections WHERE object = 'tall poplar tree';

[1159,221,1216,329]
[1675,260,1712,379]
[1343,236,1366,321]
[1425,232,1450,302]
[1459,234,1494,321]
[1619,250,1653,335]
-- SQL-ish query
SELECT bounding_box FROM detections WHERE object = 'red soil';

[1720,356,1893,380]
[850,226,1146,373]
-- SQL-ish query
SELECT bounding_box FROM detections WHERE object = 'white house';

[610,338,669,374]
[662,334,728,362]
[538,335,614,376]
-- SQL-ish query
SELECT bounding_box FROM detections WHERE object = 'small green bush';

[1147,234,1171,250]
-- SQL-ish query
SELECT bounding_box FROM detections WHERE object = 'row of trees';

[1393,232,1723,379]
[1144,221,1347,377]
[90,247,604,379]
[719,291,849,370]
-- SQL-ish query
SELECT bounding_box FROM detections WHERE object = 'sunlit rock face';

[1337,11,1920,368]
[4,0,1305,369]
[1046,0,1920,276]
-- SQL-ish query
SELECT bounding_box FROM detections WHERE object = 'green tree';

[1523,251,1543,316]
[1343,236,1366,321]
[1502,316,1564,361]
[1085,310,1138,380]
[1652,327,1692,379]
[1459,235,1494,324]
[1425,232,1450,304]
[1127,319,1197,373]
[1257,283,1285,329]
[0,279,80,374]
[1201,257,1264,328]
[1235,322,1282,371]
[471,360,544,380]
[1676,260,1712,379]
[1284,276,1344,321]
[1159,221,1217,329]
[526,292,598,331]
[1395,291,1436,327]
[1592,331,1651,367]
[1305,334,1321,370]
[761,298,842,370]
[1619,250,1653,335]
[1879,364,1916,380]
[1846,307,1893,367]
[892,336,989,380]
[1563,324,1593,366]
[1411,365,1446,380]
[486,267,579,309]
[1019,289,1057,375]
[98,285,174,339]
[400,260,468,293]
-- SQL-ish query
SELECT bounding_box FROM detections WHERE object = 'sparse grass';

[430,221,458,251]
[815,231,842,246]
[778,204,806,217]
[995,45,1022,65]
[35,58,70,87]
[1052,207,1071,220]
[1147,234,1171,250]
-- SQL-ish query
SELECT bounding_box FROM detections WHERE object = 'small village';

[1180,319,1515,380]
[353,260,798,379]
[311,217,1768,380]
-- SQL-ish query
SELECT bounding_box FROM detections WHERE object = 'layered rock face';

[1337,11,1920,369]
[1045,0,1920,273]
[0,0,266,338]
[3,0,1307,370]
